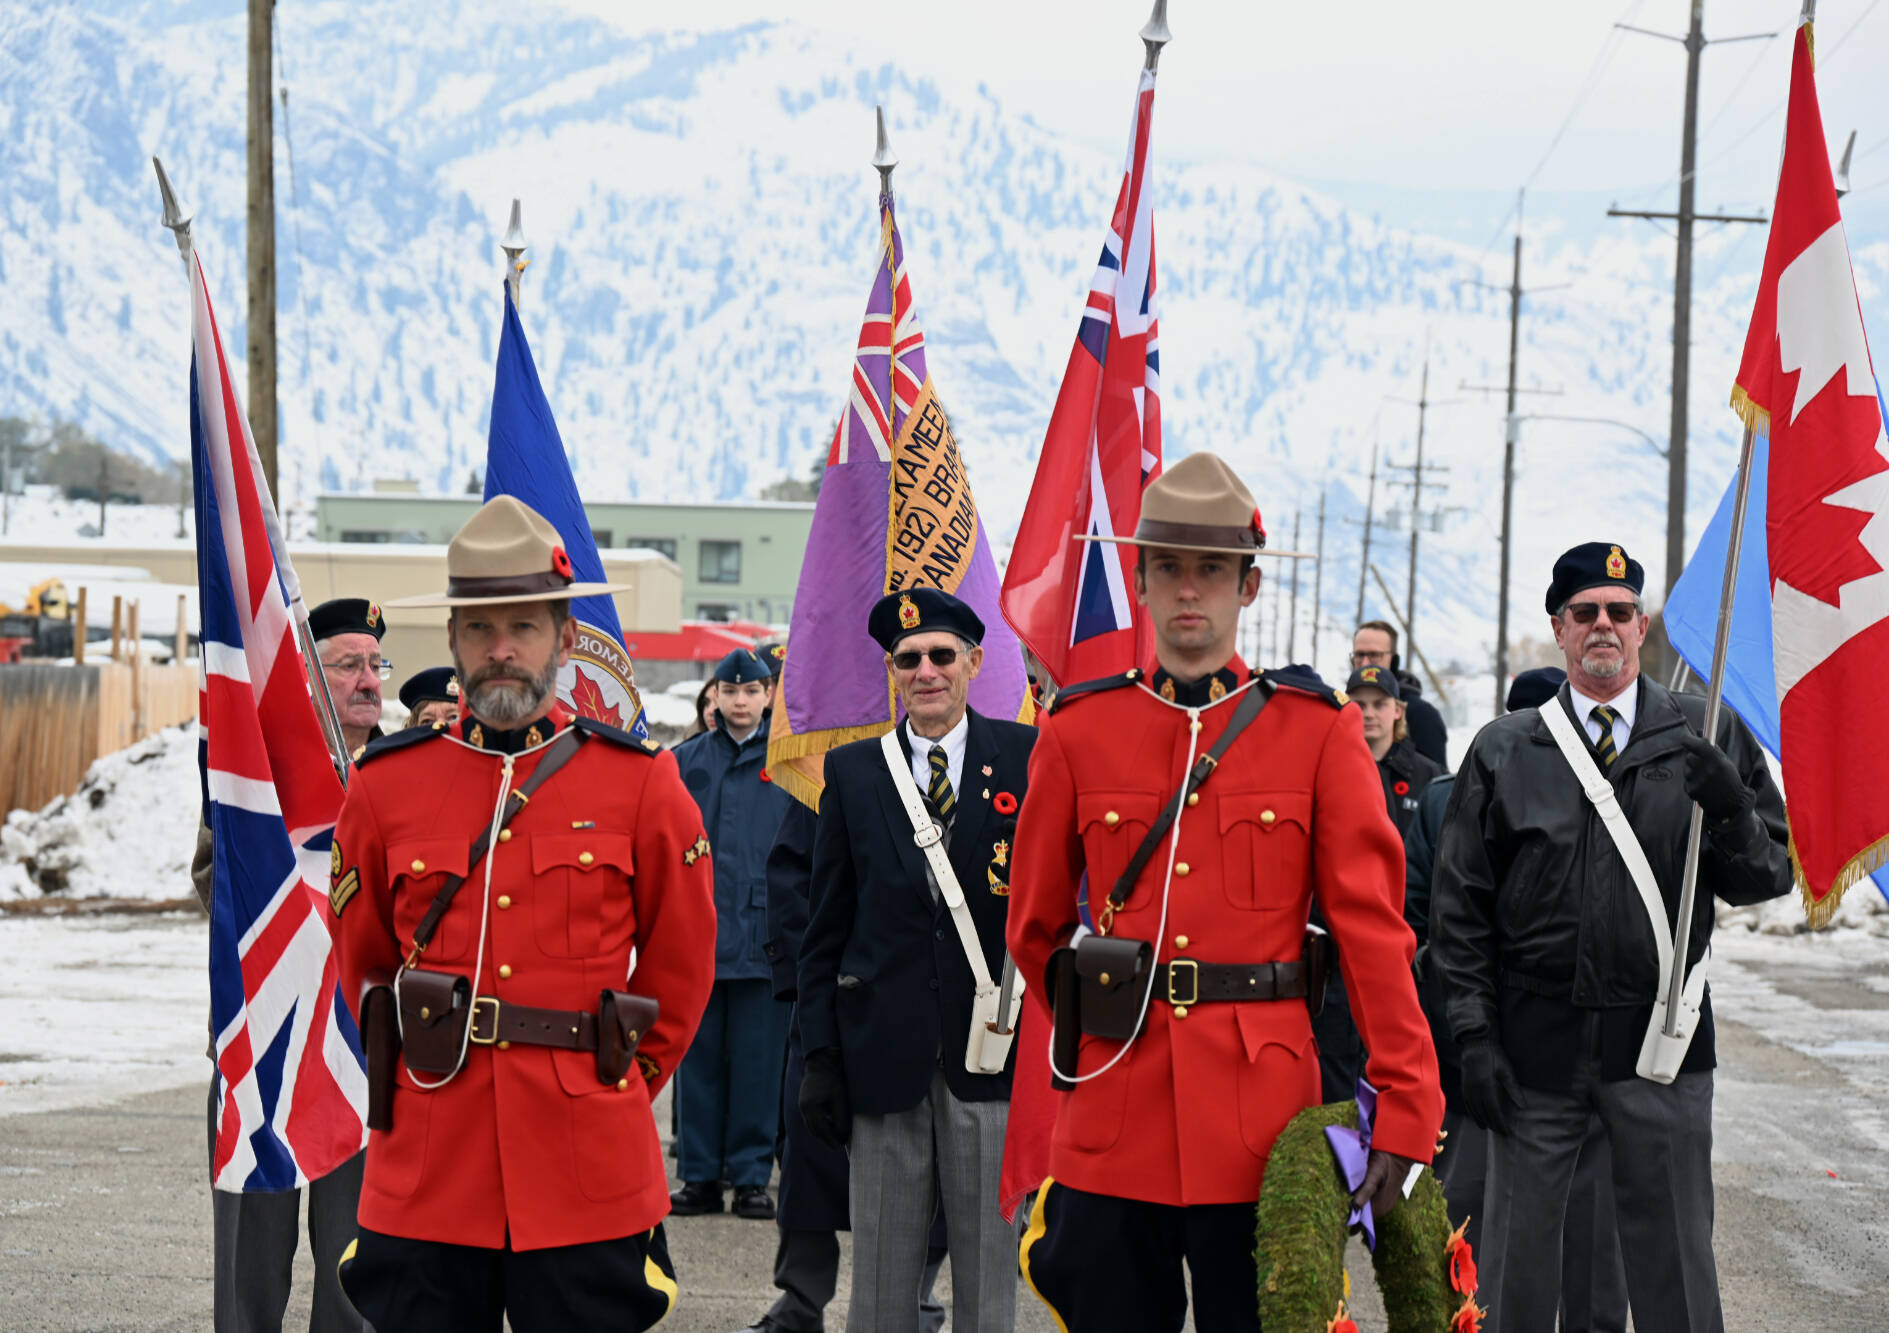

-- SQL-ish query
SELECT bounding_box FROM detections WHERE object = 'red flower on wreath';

[550,545,574,579]
[993,791,1019,815]
[1325,1303,1359,1333]
[1394,780,1410,796]
[1450,1296,1486,1332]
[1446,1218,1478,1295]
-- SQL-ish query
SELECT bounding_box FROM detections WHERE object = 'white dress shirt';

[907,711,969,803]
[1567,678,1638,757]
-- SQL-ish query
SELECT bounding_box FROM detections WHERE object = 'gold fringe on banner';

[1789,827,1889,929]
[1728,383,1772,440]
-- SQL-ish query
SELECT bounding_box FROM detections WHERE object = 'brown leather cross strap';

[1104,680,1273,921]
[467,997,600,1050]
[407,727,588,962]
[1152,959,1306,1006]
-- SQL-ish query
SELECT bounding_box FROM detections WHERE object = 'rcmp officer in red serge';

[328,495,717,1332]
[1006,452,1444,1332]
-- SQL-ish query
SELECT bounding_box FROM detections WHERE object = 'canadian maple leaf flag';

[1730,21,1887,922]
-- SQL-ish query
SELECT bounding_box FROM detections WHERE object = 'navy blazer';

[763,802,819,1001]
[673,718,795,980]
[797,708,1036,1115]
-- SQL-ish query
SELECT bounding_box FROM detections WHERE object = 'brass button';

[579,851,595,866]
[1260,810,1277,826]
[418,1006,430,1019]
[1175,935,1189,950]
[1099,972,1112,986]
[498,964,513,979]
[1103,811,1120,828]
[497,1040,511,1051]
[410,859,426,873]
[1186,792,1199,807]
[1174,862,1190,877]
[1173,1005,1189,1019]
[497,895,512,910]
[498,829,512,843]
[616,1078,630,1092]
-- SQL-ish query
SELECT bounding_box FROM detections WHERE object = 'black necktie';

[927,744,956,821]
[1591,705,1619,769]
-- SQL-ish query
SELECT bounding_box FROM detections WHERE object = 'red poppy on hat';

[1394,780,1410,796]
[993,791,1019,815]
[550,545,574,579]
[1253,507,1267,544]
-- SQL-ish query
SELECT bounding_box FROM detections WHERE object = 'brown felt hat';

[386,495,630,608]
[1076,451,1267,555]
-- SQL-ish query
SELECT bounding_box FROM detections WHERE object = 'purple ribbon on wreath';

[1324,1078,1379,1251]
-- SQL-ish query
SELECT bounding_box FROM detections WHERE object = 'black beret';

[761,640,787,678]
[1345,663,1401,701]
[398,666,460,711]
[711,648,773,685]
[1506,666,1566,713]
[1546,543,1644,615]
[867,588,985,652]
[309,597,384,642]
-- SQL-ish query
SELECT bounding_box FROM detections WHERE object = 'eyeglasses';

[891,647,960,672]
[1350,651,1391,666]
[321,654,393,680]
[1562,601,1641,625]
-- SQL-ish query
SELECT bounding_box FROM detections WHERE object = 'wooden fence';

[0,662,198,815]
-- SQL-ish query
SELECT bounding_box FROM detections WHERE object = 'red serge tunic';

[1006,660,1443,1206]
[329,705,717,1250]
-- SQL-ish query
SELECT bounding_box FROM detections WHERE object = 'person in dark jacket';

[1350,663,1445,838]
[1351,619,1447,767]
[1431,543,1790,1333]
[670,647,796,1220]
[1407,666,1629,1333]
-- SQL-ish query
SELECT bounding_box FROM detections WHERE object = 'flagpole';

[151,156,354,784]
[1140,0,1171,69]
[501,199,528,309]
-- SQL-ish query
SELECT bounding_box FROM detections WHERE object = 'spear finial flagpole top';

[1140,0,1172,70]
[873,105,898,194]
[151,155,194,270]
[501,197,529,307]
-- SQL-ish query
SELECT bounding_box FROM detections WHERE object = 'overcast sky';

[551,0,1889,237]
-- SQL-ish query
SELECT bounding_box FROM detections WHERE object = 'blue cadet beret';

[398,666,460,711]
[867,587,985,652]
[309,597,384,642]
[712,648,774,685]
[1546,542,1644,615]
[1506,666,1566,713]
[1345,664,1401,701]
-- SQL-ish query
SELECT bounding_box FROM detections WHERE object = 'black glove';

[1459,1035,1524,1137]
[1675,730,1752,824]
[798,1046,851,1149]
[1351,1148,1420,1221]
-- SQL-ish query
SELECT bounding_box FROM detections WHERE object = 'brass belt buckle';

[468,996,500,1045]
[1167,958,1199,1007]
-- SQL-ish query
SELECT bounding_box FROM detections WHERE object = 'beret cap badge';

[1605,545,1627,579]
[898,594,921,630]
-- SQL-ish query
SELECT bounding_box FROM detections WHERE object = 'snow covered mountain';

[3,0,1885,680]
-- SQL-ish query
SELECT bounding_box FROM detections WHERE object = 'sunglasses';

[1563,601,1640,626]
[891,647,960,671]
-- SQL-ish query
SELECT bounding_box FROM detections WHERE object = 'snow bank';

[1717,879,1889,938]
[0,724,201,903]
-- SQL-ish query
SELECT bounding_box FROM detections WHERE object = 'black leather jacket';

[1431,678,1789,1063]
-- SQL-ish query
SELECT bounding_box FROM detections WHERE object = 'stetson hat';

[386,495,631,608]
[1075,451,1266,555]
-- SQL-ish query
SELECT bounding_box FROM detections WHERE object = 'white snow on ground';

[0,724,201,902]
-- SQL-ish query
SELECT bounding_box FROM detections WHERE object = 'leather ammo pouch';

[596,989,660,1084]
[397,969,473,1076]
[1073,935,1155,1041]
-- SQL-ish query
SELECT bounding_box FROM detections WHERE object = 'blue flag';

[484,284,648,737]
[1666,378,1889,906]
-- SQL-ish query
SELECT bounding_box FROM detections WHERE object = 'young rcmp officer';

[328,496,717,1332]
[1007,452,1444,1333]
[669,647,796,1221]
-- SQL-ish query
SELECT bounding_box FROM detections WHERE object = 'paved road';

[0,926,1882,1330]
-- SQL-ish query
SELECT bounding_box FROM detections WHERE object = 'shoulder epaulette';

[1047,668,1144,714]
[1265,663,1347,709]
[572,714,662,753]
[354,724,447,766]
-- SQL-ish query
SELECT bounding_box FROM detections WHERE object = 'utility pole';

[248,0,279,501]
[1286,508,1303,662]
[1385,354,1456,646]
[1311,488,1326,673]
[97,447,108,538]
[1608,2,1771,596]
[1353,430,1381,626]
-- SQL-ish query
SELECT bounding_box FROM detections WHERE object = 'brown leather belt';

[467,997,599,1051]
[1152,960,1307,1006]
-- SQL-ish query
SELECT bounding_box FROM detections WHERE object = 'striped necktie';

[1591,705,1619,769]
[928,744,956,821]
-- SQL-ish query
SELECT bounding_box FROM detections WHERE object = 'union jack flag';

[830,204,928,463]
[1001,67,1163,688]
[188,252,368,1190]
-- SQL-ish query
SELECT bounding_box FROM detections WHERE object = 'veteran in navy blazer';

[796,587,1035,1333]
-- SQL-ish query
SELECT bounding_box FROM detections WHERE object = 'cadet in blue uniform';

[670,648,797,1220]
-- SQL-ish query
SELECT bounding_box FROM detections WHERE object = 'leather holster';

[396,968,472,1076]
[596,989,659,1085]
[358,972,399,1131]
[1302,925,1335,1019]
[1073,934,1155,1041]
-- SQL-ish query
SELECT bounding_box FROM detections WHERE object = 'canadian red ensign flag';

[1732,22,1888,922]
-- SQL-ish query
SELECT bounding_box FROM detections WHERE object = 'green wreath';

[1254,1101,1481,1332]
